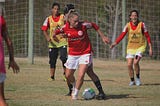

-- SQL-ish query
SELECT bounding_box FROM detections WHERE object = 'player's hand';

[53,35,59,43]
[62,33,67,38]
[110,42,117,49]
[102,36,110,44]
[8,60,20,74]
[46,37,51,42]
[149,48,153,57]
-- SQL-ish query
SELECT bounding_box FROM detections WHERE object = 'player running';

[110,10,153,86]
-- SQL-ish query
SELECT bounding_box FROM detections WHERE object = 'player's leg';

[48,48,58,81]
[72,64,88,99]
[59,46,73,95]
[59,46,67,80]
[127,58,135,86]
[0,82,7,106]
[64,55,80,99]
[65,68,76,98]
[86,64,106,100]
[134,55,142,86]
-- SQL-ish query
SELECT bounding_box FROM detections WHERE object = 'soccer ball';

[82,88,95,100]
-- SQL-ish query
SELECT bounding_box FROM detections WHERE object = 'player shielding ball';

[53,11,110,100]
[110,10,152,86]
[62,4,111,100]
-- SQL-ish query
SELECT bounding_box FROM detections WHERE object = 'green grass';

[4,58,160,106]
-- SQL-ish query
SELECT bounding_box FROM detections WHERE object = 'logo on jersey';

[68,33,71,36]
[78,30,83,36]
[131,33,137,39]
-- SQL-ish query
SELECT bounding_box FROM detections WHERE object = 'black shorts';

[49,46,67,68]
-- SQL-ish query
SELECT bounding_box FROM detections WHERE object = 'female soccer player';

[41,2,67,81]
[53,11,110,100]
[110,10,153,86]
[63,4,109,100]
[0,7,19,106]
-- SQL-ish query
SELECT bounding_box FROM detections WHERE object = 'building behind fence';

[2,0,160,62]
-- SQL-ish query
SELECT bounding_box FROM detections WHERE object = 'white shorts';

[0,73,6,83]
[64,54,92,69]
[126,51,143,58]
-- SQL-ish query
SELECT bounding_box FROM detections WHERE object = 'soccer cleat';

[65,91,72,96]
[71,88,78,100]
[72,94,78,100]
[135,78,141,86]
[129,81,135,86]
[95,93,106,100]
[71,92,78,100]
[48,77,55,81]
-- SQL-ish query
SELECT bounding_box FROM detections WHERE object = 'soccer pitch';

[5,57,160,106]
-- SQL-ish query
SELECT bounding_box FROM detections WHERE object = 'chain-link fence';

[2,0,160,61]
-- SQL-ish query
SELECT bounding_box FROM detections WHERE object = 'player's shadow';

[106,94,129,100]
[84,79,115,82]
[106,94,142,100]
[143,83,160,86]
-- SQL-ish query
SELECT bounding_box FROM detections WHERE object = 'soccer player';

[63,4,109,100]
[0,7,20,106]
[41,2,67,81]
[110,10,153,86]
[53,11,110,100]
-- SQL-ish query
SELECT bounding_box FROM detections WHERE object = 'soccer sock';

[51,76,54,79]
[131,78,134,81]
[71,82,76,91]
[94,80,104,94]
[73,88,79,96]
[68,84,73,93]
[136,74,140,79]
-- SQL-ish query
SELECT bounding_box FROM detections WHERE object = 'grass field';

[4,57,160,106]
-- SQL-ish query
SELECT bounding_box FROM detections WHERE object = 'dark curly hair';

[52,2,60,9]
[129,10,139,17]
[63,4,75,15]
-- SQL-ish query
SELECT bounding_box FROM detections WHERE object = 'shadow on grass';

[143,83,160,86]
[106,94,143,100]
[84,79,115,82]
[106,94,129,99]
[80,94,135,101]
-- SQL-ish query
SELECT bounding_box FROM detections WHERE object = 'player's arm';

[41,17,51,42]
[142,23,153,56]
[96,29,110,44]
[52,25,65,42]
[110,24,128,49]
[84,22,110,44]
[2,20,20,73]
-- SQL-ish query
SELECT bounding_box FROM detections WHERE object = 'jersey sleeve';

[82,22,99,30]
[1,16,7,35]
[115,24,128,44]
[41,17,49,31]
[142,22,152,44]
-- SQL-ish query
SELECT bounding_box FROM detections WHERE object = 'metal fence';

[2,0,160,62]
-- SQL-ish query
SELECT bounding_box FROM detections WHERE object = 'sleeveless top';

[127,22,147,54]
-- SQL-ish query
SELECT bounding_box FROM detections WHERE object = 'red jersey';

[0,16,6,73]
[55,22,99,55]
